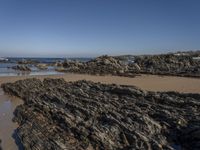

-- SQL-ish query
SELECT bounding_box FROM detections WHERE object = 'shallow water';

[0,70,64,77]
[0,63,64,77]
[0,88,23,150]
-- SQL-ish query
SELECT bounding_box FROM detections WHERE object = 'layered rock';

[11,65,31,72]
[56,51,200,77]
[57,55,136,77]
[2,78,200,150]
[133,54,200,77]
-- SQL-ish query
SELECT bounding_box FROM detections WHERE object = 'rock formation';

[2,78,200,150]
[55,51,200,78]
[11,65,31,72]
[133,54,200,77]
[57,55,137,77]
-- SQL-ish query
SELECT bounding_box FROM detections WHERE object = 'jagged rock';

[132,53,200,77]
[57,55,136,77]
[1,78,200,150]
[55,51,200,78]
[11,65,31,72]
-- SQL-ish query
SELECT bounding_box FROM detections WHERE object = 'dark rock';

[11,65,31,72]
[57,55,137,77]
[132,52,200,77]
[56,51,200,78]
[1,78,200,150]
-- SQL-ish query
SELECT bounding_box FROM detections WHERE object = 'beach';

[0,89,23,150]
[1,0,200,149]
[0,56,200,150]
[2,75,200,150]
[0,73,200,93]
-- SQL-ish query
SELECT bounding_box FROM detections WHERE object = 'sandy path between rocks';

[0,74,199,93]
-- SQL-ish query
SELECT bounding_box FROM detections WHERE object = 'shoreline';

[0,73,200,93]
[0,89,23,150]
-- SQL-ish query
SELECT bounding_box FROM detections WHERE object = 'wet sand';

[0,73,199,93]
[0,88,23,150]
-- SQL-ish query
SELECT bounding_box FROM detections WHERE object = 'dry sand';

[0,73,200,93]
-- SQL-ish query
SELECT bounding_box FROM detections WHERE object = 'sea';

[0,57,92,77]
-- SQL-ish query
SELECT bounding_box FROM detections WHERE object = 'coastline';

[2,77,200,149]
[0,73,200,93]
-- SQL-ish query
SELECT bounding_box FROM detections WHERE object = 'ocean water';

[0,57,92,77]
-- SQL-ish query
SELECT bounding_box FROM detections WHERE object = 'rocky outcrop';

[133,54,200,77]
[11,65,31,72]
[57,56,137,77]
[56,52,200,78]
[2,78,200,150]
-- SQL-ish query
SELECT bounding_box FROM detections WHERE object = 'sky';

[0,0,200,57]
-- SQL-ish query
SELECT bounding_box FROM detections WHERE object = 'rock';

[55,51,200,78]
[115,51,200,77]
[57,55,137,77]
[178,126,200,150]
[54,61,63,67]
[36,63,48,70]
[132,52,200,77]
[11,65,31,72]
[1,78,200,150]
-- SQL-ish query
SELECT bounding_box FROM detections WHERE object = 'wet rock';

[11,65,31,72]
[1,78,200,150]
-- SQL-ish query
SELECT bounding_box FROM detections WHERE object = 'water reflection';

[0,88,23,150]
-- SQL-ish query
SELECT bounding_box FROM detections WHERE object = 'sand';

[0,88,23,150]
[0,73,199,93]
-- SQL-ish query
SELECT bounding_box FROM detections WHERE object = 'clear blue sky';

[0,0,200,57]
